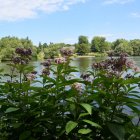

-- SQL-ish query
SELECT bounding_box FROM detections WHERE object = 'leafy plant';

[0,50,140,140]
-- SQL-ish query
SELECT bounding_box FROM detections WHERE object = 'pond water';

[0,56,140,76]
[34,56,140,73]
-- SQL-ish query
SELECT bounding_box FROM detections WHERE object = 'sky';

[0,0,140,45]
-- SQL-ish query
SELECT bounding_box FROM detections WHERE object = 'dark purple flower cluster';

[42,69,50,76]
[12,48,32,64]
[41,59,51,67]
[12,57,21,64]
[31,71,37,75]
[12,57,29,64]
[60,48,74,56]
[41,59,52,76]
[92,53,139,76]
[54,57,66,64]
[15,48,32,56]
[72,82,83,92]
[80,73,91,82]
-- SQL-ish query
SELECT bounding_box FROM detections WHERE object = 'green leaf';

[122,78,140,84]
[80,103,92,115]
[83,120,101,128]
[78,129,92,134]
[79,113,89,119]
[107,123,125,140]
[5,107,19,113]
[66,97,76,103]
[13,123,22,128]
[65,121,78,134]
[126,104,140,113]
[19,131,31,140]
[0,69,4,73]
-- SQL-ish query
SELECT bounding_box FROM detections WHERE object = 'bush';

[0,49,140,140]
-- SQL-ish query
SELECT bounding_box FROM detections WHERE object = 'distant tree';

[76,36,90,55]
[91,36,109,52]
[75,43,90,55]
[114,41,133,55]
[112,39,128,50]
[38,42,43,52]
[43,43,48,48]
[0,36,36,60]
[78,36,89,44]
[130,39,140,56]
[21,37,34,49]
[44,43,65,58]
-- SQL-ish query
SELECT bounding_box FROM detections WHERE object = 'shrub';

[0,50,140,140]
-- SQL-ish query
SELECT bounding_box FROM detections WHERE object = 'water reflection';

[71,57,106,73]
[71,57,92,72]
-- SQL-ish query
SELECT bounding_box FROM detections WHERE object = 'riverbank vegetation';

[0,36,140,61]
[0,48,140,139]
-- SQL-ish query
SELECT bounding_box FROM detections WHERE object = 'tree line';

[75,35,140,56]
[0,36,140,61]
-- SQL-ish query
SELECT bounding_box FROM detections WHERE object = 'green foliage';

[75,43,90,55]
[107,123,125,140]
[78,35,89,44]
[5,107,19,113]
[80,103,92,115]
[111,39,135,56]
[130,39,140,56]
[0,49,140,139]
[91,36,110,53]
[44,43,65,58]
[66,121,78,134]
[78,128,92,134]
[112,39,127,50]
[114,40,133,55]
[0,36,36,61]
[37,51,45,60]
[76,35,90,55]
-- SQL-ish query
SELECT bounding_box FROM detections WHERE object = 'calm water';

[0,56,140,76]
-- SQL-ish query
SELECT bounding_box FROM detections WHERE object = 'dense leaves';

[0,49,140,140]
[1,36,140,62]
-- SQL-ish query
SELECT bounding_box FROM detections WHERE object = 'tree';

[91,36,109,53]
[37,42,43,53]
[44,43,65,58]
[75,43,90,55]
[112,39,128,50]
[76,36,90,55]
[0,36,36,61]
[130,39,140,56]
[43,43,48,48]
[112,39,133,55]
[78,36,89,44]
[115,41,133,55]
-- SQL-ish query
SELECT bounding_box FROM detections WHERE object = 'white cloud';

[131,12,140,18]
[0,0,86,21]
[103,0,134,5]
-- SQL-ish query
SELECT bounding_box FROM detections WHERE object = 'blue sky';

[0,0,140,45]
